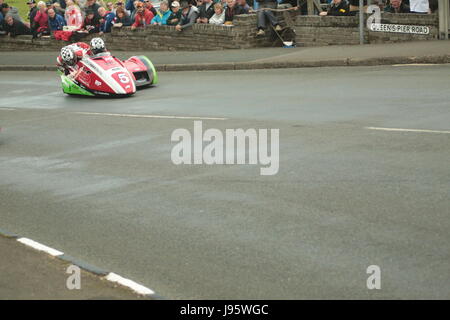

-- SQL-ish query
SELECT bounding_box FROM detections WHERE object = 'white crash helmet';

[60,46,76,65]
[90,37,106,54]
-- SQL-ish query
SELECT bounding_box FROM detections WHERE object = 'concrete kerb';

[0,54,449,72]
[0,228,165,299]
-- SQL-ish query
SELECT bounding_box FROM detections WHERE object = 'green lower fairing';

[140,56,159,85]
[60,73,94,96]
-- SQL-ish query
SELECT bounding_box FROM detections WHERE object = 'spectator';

[52,2,65,15]
[236,0,250,12]
[175,0,198,31]
[197,0,214,23]
[224,0,246,24]
[27,0,39,30]
[98,6,115,34]
[57,0,67,10]
[114,1,128,15]
[81,8,100,32]
[208,2,225,24]
[131,2,153,29]
[319,0,350,16]
[409,0,429,13]
[256,0,281,35]
[33,1,50,38]
[85,0,101,19]
[126,0,143,14]
[48,7,66,31]
[143,0,158,16]
[113,7,132,26]
[1,3,23,23]
[384,0,410,13]
[167,0,182,25]
[151,1,171,25]
[278,0,297,9]
[2,14,31,36]
[65,0,83,29]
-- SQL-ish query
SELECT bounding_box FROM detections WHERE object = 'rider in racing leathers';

[57,38,107,78]
[90,37,107,56]
[56,41,92,76]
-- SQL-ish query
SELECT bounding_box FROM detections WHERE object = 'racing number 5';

[118,73,130,84]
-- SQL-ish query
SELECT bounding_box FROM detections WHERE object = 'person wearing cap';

[27,0,39,29]
[151,0,171,25]
[175,0,198,31]
[166,1,181,25]
[130,1,153,29]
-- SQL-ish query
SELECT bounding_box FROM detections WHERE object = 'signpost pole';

[438,0,449,40]
[359,0,364,44]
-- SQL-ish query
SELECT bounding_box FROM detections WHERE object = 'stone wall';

[295,13,439,46]
[0,12,440,51]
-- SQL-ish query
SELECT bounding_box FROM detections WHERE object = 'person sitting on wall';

[256,0,282,36]
[319,0,350,16]
[209,2,225,25]
[196,0,214,23]
[2,14,31,37]
[151,1,171,25]
[384,0,410,13]
[167,1,182,25]
[131,1,154,29]
[175,1,198,31]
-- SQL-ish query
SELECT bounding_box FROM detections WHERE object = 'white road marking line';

[106,272,155,296]
[74,112,227,121]
[366,127,450,134]
[17,238,64,256]
[392,64,442,67]
[0,108,16,110]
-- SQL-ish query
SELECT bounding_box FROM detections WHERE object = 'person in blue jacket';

[151,0,171,25]
[47,8,66,31]
[98,6,115,34]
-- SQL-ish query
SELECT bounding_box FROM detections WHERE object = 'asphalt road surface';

[0,65,449,299]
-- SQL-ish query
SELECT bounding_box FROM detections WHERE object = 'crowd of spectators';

[0,0,439,40]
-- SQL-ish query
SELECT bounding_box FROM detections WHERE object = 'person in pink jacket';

[33,1,49,38]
